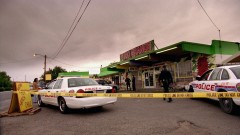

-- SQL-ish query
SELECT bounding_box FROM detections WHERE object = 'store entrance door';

[144,71,154,88]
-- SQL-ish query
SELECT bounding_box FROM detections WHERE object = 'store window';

[177,60,192,77]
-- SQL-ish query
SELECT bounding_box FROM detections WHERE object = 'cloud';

[0,0,240,82]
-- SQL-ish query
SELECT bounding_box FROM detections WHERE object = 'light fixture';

[135,55,148,60]
[120,61,129,65]
[156,47,177,54]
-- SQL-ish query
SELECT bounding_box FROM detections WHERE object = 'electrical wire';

[52,0,85,59]
[197,0,221,40]
[49,57,100,69]
[52,0,92,59]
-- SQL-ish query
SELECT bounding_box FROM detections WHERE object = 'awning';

[98,70,121,77]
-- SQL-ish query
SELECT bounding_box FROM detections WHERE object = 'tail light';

[76,89,84,98]
[77,89,85,93]
[237,83,240,92]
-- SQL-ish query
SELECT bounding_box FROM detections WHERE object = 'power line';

[49,57,100,69]
[53,0,92,59]
[197,0,221,40]
[53,0,85,59]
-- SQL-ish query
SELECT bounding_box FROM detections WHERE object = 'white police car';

[188,65,240,114]
[37,77,117,113]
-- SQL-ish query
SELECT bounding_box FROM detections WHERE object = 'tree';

[0,71,12,91]
[41,66,67,82]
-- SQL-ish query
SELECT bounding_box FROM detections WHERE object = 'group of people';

[125,75,136,91]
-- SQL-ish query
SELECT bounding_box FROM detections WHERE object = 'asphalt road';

[1,91,240,135]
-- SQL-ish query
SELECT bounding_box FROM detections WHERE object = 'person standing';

[32,78,39,103]
[132,75,136,91]
[125,77,131,91]
[158,65,173,102]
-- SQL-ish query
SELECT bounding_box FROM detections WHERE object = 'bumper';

[64,97,117,109]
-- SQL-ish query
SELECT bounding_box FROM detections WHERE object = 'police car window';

[47,81,56,89]
[221,69,229,80]
[201,70,212,80]
[216,69,223,80]
[230,67,240,79]
[68,78,98,87]
[53,79,63,89]
[209,68,222,80]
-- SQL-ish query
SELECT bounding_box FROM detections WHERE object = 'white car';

[37,77,117,113]
[188,65,240,114]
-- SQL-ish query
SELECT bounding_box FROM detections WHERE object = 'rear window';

[230,67,240,79]
[68,78,99,87]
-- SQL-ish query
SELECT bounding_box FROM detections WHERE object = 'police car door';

[194,70,212,92]
[41,80,56,104]
[49,79,63,106]
[205,68,223,92]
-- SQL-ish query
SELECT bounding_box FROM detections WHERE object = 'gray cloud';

[0,0,240,82]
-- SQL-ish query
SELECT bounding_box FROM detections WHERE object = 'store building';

[99,40,240,90]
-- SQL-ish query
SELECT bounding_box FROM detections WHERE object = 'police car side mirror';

[196,76,201,81]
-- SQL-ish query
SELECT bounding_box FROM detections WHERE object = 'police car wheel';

[37,96,45,107]
[219,98,235,114]
[59,97,68,114]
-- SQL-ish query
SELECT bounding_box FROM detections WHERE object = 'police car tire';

[219,98,237,114]
[37,96,45,107]
[59,97,68,114]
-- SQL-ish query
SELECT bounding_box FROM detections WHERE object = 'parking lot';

[1,91,240,135]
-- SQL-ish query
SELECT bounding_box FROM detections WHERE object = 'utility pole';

[34,53,47,83]
[44,55,46,82]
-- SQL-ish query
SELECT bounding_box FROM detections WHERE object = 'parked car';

[188,65,240,114]
[95,79,119,93]
[37,77,117,114]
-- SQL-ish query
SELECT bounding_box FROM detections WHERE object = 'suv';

[95,79,119,93]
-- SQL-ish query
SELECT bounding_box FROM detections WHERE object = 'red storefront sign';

[120,40,154,61]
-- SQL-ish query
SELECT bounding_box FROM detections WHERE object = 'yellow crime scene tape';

[12,91,240,98]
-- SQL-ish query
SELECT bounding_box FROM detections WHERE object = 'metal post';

[44,55,46,82]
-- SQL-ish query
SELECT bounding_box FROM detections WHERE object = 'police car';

[37,77,117,114]
[188,65,240,114]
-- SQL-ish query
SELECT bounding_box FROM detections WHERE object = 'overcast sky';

[0,0,240,82]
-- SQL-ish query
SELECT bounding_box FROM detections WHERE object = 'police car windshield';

[68,78,99,87]
[230,66,240,79]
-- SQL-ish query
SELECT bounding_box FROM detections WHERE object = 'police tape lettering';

[15,91,240,98]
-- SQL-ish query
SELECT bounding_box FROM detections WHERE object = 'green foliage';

[0,71,13,91]
[41,66,67,82]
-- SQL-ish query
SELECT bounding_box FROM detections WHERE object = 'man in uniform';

[158,65,173,102]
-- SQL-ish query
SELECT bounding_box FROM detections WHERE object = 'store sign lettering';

[120,41,154,61]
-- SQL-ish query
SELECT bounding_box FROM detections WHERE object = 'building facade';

[99,40,240,90]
